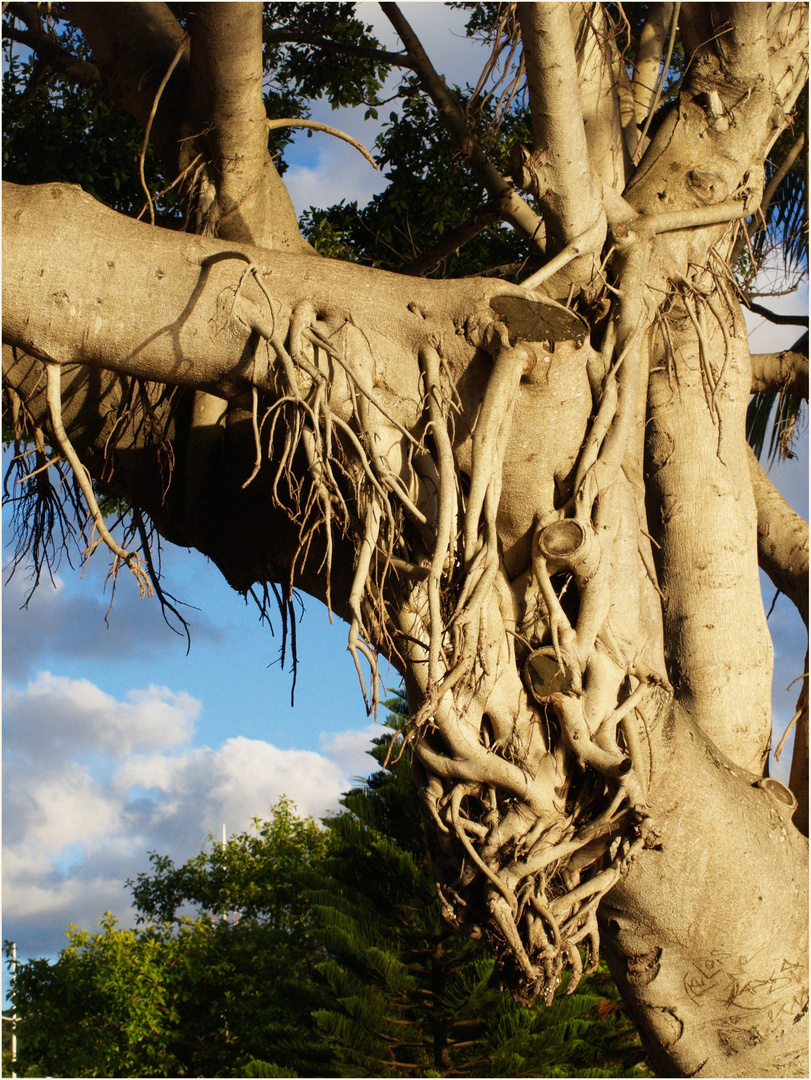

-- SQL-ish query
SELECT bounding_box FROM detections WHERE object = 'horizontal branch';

[746,299,809,328]
[1,182,512,403]
[748,446,809,626]
[750,343,808,398]
[520,199,748,292]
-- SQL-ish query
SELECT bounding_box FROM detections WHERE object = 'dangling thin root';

[45,362,152,598]
[242,385,262,488]
[348,497,383,713]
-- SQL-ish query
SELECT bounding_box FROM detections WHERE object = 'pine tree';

[294,689,651,1078]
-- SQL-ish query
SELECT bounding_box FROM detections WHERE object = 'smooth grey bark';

[2,3,809,1077]
[749,447,809,628]
[632,3,673,124]
[514,2,606,256]
[750,344,809,398]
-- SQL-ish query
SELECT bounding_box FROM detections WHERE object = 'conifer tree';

[293,689,651,1079]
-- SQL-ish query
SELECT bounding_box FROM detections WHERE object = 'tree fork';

[3,4,810,1076]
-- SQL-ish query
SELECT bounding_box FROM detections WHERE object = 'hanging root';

[44,362,153,598]
[205,260,663,1004]
[397,278,667,1004]
[347,496,384,714]
[420,345,459,688]
[463,336,532,565]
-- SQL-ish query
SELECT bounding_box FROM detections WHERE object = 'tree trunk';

[2,3,808,1076]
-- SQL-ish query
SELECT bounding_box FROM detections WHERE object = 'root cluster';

[28,260,670,1003]
[230,271,664,1002]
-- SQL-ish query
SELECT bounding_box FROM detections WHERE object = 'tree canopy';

[2,4,808,1077]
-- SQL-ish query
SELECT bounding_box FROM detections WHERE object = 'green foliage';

[2,20,178,223]
[300,690,652,1078]
[7,800,335,1078]
[128,794,331,925]
[2,3,392,209]
[9,917,194,1077]
[301,80,531,277]
[244,1063,300,1078]
[8,705,651,1078]
[262,4,390,113]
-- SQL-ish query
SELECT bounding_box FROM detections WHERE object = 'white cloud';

[284,148,387,219]
[319,723,381,779]
[3,671,378,962]
[4,672,198,761]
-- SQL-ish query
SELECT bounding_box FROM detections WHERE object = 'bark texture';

[2,4,809,1077]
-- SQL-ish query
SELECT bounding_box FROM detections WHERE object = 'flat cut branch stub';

[490,295,588,345]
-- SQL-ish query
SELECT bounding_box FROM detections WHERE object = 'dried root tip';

[45,362,153,599]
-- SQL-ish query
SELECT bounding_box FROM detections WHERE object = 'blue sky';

[2,2,808,999]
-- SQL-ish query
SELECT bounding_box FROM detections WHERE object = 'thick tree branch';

[2,20,101,86]
[682,2,807,119]
[748,446,809,627]
[379,2,544,252]
[680,3,769,80]
[185,3,305,252]
[626,3,807,285]
[568,2,630,192]
[750,339,809,397]
[0,178,559,625]
[716,2,771,80]
[0,182,516,414]
[766,1,811,108]
[631,3,672,125]
[514,1,606,260]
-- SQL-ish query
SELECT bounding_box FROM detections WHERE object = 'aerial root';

[213,263,660,1007]
[44,362,153,598]
[348,498,384,714]
[420,345,459,686]
[463,340,528,565]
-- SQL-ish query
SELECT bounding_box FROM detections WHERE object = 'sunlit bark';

[2,4,809,1076]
